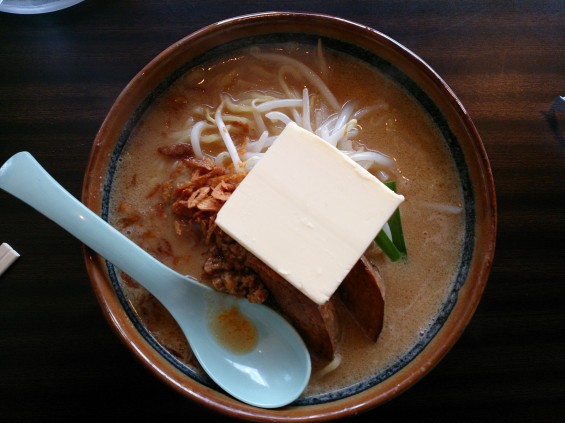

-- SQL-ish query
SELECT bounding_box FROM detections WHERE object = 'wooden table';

[1,1,563,421]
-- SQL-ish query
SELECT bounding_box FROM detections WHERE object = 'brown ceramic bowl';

[82,11,496,421]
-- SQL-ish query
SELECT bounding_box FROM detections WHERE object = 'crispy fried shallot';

[163,154,267,303]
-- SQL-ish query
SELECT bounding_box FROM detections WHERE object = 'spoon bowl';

[0,151,311,409]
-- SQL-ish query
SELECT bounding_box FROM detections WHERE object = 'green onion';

[375,229,402,261]
[384,181,407,254]
[375,181,407,261]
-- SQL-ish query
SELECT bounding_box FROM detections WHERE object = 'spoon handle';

[0,151,199,300]
[1,151,312,408]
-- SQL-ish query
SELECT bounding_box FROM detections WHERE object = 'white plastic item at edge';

[0,0,84,14]
[0,243,20,277]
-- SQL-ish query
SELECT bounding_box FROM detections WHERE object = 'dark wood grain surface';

[1,1,564,421]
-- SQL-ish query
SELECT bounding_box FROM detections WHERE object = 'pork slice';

[339,256,385,341]
[245,254,341,361]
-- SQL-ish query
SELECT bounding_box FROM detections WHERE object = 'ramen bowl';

[82,11,496,421]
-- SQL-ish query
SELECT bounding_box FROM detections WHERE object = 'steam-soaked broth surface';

[108,42,465,398]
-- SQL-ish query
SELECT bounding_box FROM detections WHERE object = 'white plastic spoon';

[0,151,311,408]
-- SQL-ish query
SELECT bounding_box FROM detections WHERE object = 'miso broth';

[108,42,465,398]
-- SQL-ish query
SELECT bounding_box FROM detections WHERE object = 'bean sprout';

[172,43,399,178]
[247,131,273,153]
[253,98,302,113]
[190,121,207,158]
[302,88,313,132]
[316,354,342,378]
[265,111,293,126]
[252,49,340,110]
[215,98,243,171]
[344,150,396,169]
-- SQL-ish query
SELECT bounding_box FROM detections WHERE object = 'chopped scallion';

[375,230,402,261]
[376,181,407,261]
[384,181,407,254]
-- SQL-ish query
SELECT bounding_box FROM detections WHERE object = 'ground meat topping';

[165,151,269,303]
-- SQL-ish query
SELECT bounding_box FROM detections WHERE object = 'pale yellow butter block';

[216,122,404,305]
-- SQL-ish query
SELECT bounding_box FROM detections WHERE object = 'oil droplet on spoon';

[209,305,258,354]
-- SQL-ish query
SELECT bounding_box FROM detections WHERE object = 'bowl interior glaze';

[82,12,496,421]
